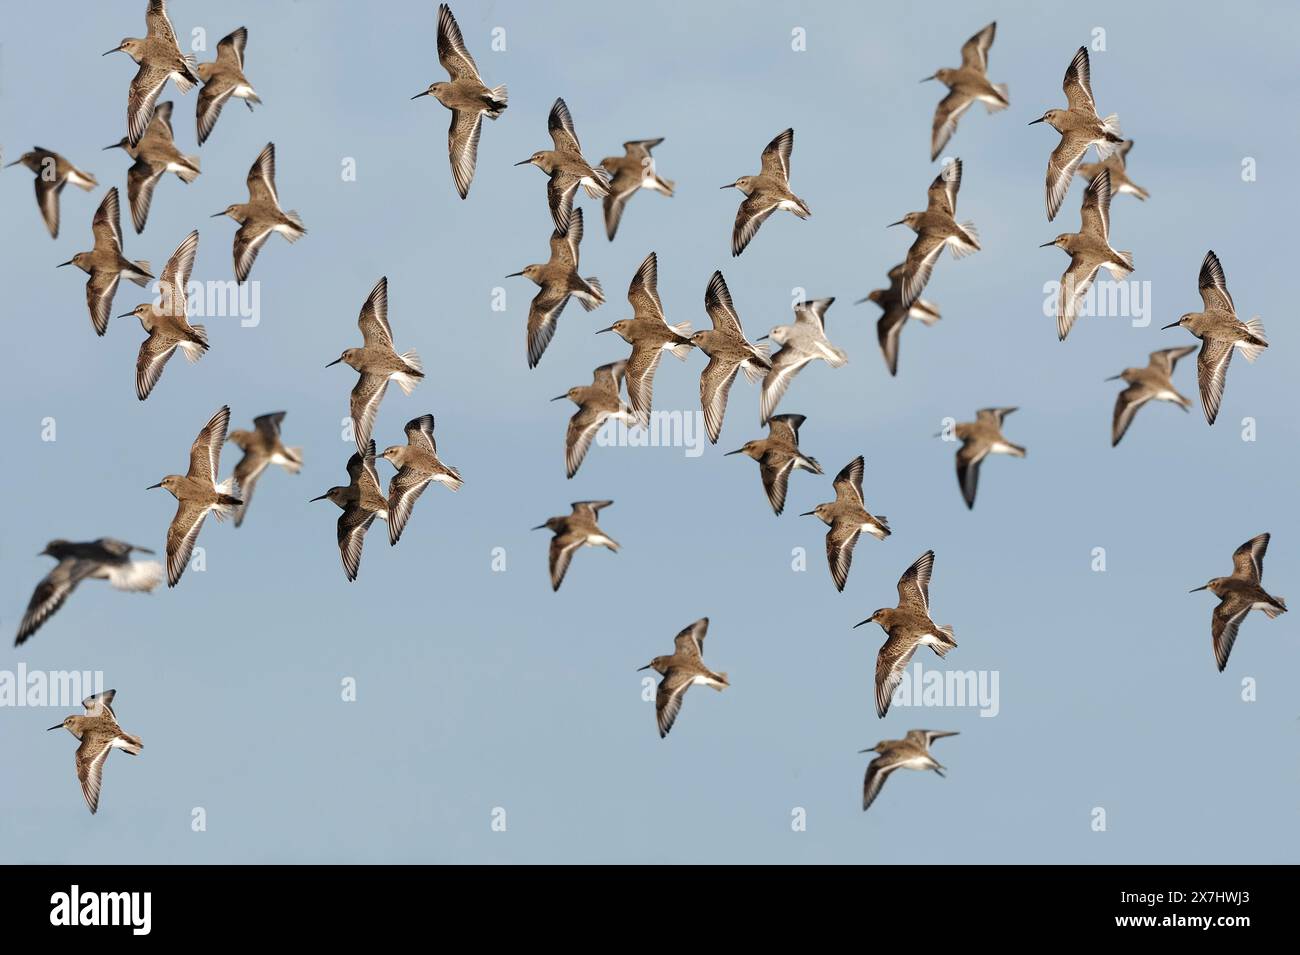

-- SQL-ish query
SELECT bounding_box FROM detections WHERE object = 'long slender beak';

[920,74,937,83]
[636,664,653,672]
[3,159,22,167]
[1039,241,1056,248]
[530,523,547,531]
[719,183,735,190]
[594,325,614,334]
[756,334,769,341]
[504,271,524,278]
[1027,117,1046,126]
[798,510,816,517]
[550,394,568,402]
[1104,374,1122,381]
[723,448,745,456]
[411,91,430,100]
[102,143,120,151]
[852,619,871,629]
[102,48,120,57]
[146,482,163,490]
[115,311,135,319]
[325,358,343,367]
[514,159,533,167]
[309,493,329,502]
[56,260,74,268]
[1189,585,1209,592]
[210,211,226,218]
[48,723,64,731]
[887,218,906,227]
[1161,321,1181,330]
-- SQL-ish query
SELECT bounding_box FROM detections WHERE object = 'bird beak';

[920,74,936,83]
[1039,241,1056,248]
[1027,117,1046,126]
[887,218,905,227]
[504,271,524,278]
[102,143,120,151]
[514,159,533,167]
[594,325,614,334]
[719,183,734,190]
[410,91,430,100]
[1189,585,1209,592]
[3,159,22,167]
[115,311,135,319]
[636,664,653,672]
[1104,374,1122,381]
[530,524,547,531]
[146,481,163,489]
[723,448,744,456]
[47,723,64,731]
[325,358,343,367]
[550,394,568,402]
[101,47,120,56]
[309,493,329,502]
[852,619,871,628]
[1161,321,1181,330]
[56,260,74,268]
[210,211,226,218]
[798,510,816,517]
[756,334,769,341]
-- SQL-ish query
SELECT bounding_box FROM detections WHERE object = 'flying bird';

[118,229,208,400]
[312,441,389,582]
[533,500,618,592]
[1162,250,1267,425]
[554,361,637,478]
[1107,346,1196,446]
[516,98,609,231]
[226,412,303,527]
[758,297,846,424]
[801,456,891,592]
[196,27,261,145]
[890,158,979,306]
[1076,139,1148,201]
[595,251,693,426]
[327,277,424,454]
[692,271,771,444]
[722,128,810,256]
[148,405,242,587]
[1029,46,1123,221]
[4,147,97,238]
[212,142,305,283]
[58,187,153,336]
[104,0,201,147]
[637,618,729,739]
[860,729,958,812]
[381,414,463,545]
[48,690,142,815]
[1040,169,1133,341]
[15,539,162,646]
[923,22,1008,160]
[412,4,508,199]
[947,407,1025,509]
[507,206,603,367]
[855,551,957,718]
[104,101,201,232]
[1190,533,1287,672]
[858,263,941,377]
[599,138,673,239]
[724,414,823,516]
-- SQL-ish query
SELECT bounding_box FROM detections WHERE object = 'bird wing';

[34,175,64,238]
[955,439,988,509]
[86,269,122,338]
[128,64,173,147]
[732,193,780,257]
[960,22,996,72]
[1211,592,1252,672]
[926,158,962,216]
[75,735,115,814]
[863,753,903,811]
[626,252,664,321]
[526,284,571,369]
[1231,532,1270,582]
[759,128,794,181]
[833,455,866,504]
[826,520,862,592]
[625,341,665,427]
[216,26,248,69]
[233,220,274,284]
[565,406,607,479]
[349,373,390,454]
[548,531,584,591]
[232,453,268,528]
[672,618,708,658]
[187,405,231,483]
[165,500,209,586]
[1045,129,1094,221]
[759,348,812,425]
[387,466,432,545]
[548,98,582,153]
[15,559,96,645]
[1079,168,1112,241]
[1149,345,1197,375]
[160,229,199,308]
[655,668,695,738]
[246,142,279,206]
[1062,46,1095,110]
[447,108,484,200]
[1111,383,1152,447]
[699,357,741,445]
[897,550,935,613]
[436,3,482,81]
[1197,250,1235,313]
[336,503,376,582]
[126,158,164,233]
[404,414,438,453]
[196,79,237,146]
[875,634,920,718]
[91,187,124,252]
[1195,338,1234,425]
[135,334,182,401]
[759,453,797,515]
[1057,254,1104,341]
[930,90,973,162]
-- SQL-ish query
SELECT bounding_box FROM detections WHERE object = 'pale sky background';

[1,0,1296,863]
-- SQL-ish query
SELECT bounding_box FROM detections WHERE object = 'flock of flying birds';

[7,6,1285,817]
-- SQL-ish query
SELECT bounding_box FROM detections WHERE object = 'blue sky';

[1,0,1296,862]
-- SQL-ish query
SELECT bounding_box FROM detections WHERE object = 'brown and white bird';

[381,414,463,545]
[860,729,957,812]
[533,500,618,592]
[104,101,201,233]
[507,207,603,368]
[858,263,941,377]
[923,21,1009,160]
[1190,533,1287,672]
[855,551,957,718]
[15,539,162,646]
[412,4,508,199]
[311,441,389,582]
[724,414,823,516]
[57,187,153,336]
[1162,250,1268,426]
[947,407,1025,510]
[104,0,201,147]
[801,456,891,592]
[554,361,637,478]
[599,138,674,240]
[722,128,810,256]
[890,158,979,306]
[5,147,97,238]
[637,618,729,739]
[1076,139,1149,201]
[196,27,261,145]
[147,405,242,587]
[211,142,306,283]
[1107,346,1196,446]
[692,271,772,444]
[48,690,143,815]
[1040,169,1133,341]
[758,297,846,424]
[515,97,609,231]
[1029,46,1123,221]
[226,412,303,527]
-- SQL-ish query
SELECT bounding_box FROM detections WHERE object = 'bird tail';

[950,222,980,258]
[1002,441,1027,458]
[107,559,164,592]
[1096,115,1124,155]
[210,477,243,521]
[986,83,1010,112]
[439,467,464,492]
[179,325,208,362]
[485,85,508,118]
[823,344,849,368]
[870,515,891,539]
[913,299,942,325]
[574,276,604,312]
[1263,596,1287,618]
[116,733,143,756]
[932,626,958,656]
[177,156,201,183]
[710,671,729,690]
[1239,318,1268,361]
[583,168,612,198]
[649,174,675,196]
[1128,181,1150,201]
[393,350,424,394]
[801,455,823,475]
[1109,250,1135,280]
[128,260,153,285]
[280,447,305,474]
[281,211,307,242]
